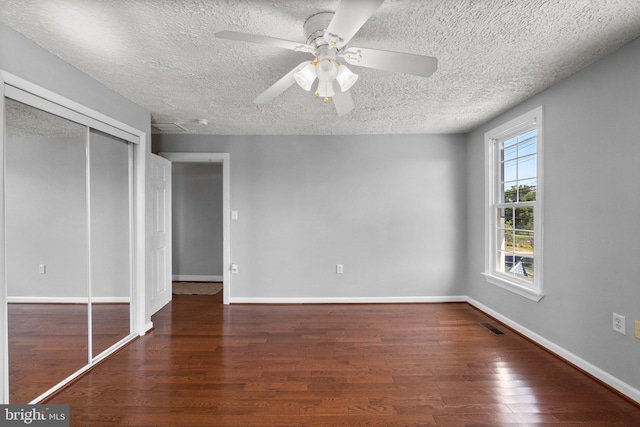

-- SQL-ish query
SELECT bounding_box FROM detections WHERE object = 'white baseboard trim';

[466,297,640,405]
[7,296,130,304]
[144,321,154,334]
[229,296,467,304]
[173,275,223,282]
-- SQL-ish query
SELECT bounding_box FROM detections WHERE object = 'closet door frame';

[0,71,148,404]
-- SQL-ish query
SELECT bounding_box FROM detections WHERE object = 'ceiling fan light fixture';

[293,62,316,91]
[316,59,338,82]
[315,80,335,100]
[217,0,439,115]
[336,64,359,92]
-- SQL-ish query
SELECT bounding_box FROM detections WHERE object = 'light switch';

[231,210,238,220]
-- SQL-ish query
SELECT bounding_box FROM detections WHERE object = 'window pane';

[503,159,517,183]
[503,207,513,225]
[521,256,534,280]
[519,129,537,144]
[498,229,514,251]
[518,135,536,157]
[498,229,535,282]
[517,179,537,202]
[498,250,515,270]
[503,184,517,203]
[514,230,534,254]
[517,155,536,180]
[509,256,534,281]
[504,135,518,148]
[503,143,517,161]
[514,207,534,231]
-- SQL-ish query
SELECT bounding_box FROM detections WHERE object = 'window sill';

[481,272,544,302]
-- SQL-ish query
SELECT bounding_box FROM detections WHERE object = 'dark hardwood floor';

[8,303,130,403]
[8,303,89,403]
[91,303,132,356]
[47,293,640,426]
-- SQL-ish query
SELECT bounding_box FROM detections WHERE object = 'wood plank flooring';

[8,303,89,403]
[8,303,130,403]
[47,293,640,426]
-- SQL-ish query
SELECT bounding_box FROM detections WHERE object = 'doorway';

[159,153,231,304]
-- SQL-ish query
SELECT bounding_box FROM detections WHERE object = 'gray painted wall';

[154,134,468,299]
[171,163,224,277]
[465,37,640,392]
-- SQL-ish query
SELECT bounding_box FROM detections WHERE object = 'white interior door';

[149,154,172,314]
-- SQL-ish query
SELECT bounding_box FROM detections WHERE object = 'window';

[483,106,544,301]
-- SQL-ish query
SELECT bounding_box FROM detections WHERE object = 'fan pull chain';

[314,82,331,103]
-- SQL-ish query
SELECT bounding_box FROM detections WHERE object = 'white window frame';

[482,106,544,302]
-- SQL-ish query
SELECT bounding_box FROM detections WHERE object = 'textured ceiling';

[1,0,640,135]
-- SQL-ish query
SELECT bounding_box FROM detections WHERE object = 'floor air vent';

[480,322,505,335]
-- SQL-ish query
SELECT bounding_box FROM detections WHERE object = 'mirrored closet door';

[89,130,132,358]
[5,98,89,403]
[4,98,133,403]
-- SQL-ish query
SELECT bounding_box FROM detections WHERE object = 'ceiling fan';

[215,0,437,116]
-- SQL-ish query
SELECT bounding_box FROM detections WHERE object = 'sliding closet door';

[3,95,138,402]
[89,130,132,358]
[5,98,89,403]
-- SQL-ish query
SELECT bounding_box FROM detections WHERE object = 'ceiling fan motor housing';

[304,12,335,47]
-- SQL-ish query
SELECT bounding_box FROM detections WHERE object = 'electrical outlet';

[635,320,640,340]
[613,313,626,335]
[336,264,344,274]
[230,263,239,274]
[38,264,46,274]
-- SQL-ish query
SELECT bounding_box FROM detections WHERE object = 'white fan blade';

[216,30,314,53]
[324,0,385,48]
[333,89,355,116]
[253,62,309,104]
[341,46,438,77]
